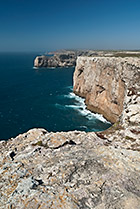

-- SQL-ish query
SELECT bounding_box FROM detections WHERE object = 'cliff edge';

[0,56,140,209]
[74,57,140,124]
[34,50,140,68]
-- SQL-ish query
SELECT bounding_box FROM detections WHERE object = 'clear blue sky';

[0,0,140,52]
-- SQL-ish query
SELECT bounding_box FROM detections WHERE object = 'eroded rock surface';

[73,56,140,153]
[0,128,140,209]
[73,57,140,124]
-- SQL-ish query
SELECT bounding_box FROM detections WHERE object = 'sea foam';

[64,92,110,124]
[33,67,39,69]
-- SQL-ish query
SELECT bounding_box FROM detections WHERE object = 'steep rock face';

[73,57,140,123]
[34,53,76,68]
[34,55,49,67]
[0,128,140,209]
[34,50,140,68]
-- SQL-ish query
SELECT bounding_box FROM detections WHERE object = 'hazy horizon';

[0,0,140,52]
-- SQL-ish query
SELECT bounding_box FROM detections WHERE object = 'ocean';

[0,52,111,140]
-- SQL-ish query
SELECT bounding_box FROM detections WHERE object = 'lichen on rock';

[0,127,140,209]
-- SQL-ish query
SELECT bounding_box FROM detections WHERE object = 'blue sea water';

[0,52,111,140]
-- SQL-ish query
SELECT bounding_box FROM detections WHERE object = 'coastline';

[0,54,140,208]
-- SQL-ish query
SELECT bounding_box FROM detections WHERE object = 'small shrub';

[32,141,49,148]
[125,136,136,142]
[130,129,140,135]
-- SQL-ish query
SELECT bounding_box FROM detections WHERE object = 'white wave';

[64,92,110,124]
[65,104,81,109]
[49,67,55,69]
[79,126,87,129]
[64,93,85,105]
[33,67,39,69]
[64,92,77,99]
[65,86,73,91]
[55,103,65,110]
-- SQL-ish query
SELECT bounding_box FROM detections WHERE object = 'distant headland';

[34,49,140,68]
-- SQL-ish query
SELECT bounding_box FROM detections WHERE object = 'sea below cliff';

[0,52,111,140]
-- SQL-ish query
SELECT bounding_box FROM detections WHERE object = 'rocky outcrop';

[0,128,140,209]
[73,57,140,123]
[73,56,140,152]
[1,55,140,208]
[34,50,140,68]
[34,52,76,68]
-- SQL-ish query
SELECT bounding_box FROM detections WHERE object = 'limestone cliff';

[34,53,76,68]
[73,57,140,123]
[34,50,140,69]
[0,56,140,209]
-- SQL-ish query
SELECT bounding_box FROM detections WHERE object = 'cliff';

[0,56,140,208]
[34,50,140,68]
[74,57,140,124]
[34,53,76,68]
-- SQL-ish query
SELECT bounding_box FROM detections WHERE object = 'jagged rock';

[0,128,140,208]
[34,55,49,67]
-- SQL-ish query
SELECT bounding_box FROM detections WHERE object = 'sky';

[0,0,140,52]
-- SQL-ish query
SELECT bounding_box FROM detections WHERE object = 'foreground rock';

[0,128,140,209]
[74,57,140,123]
